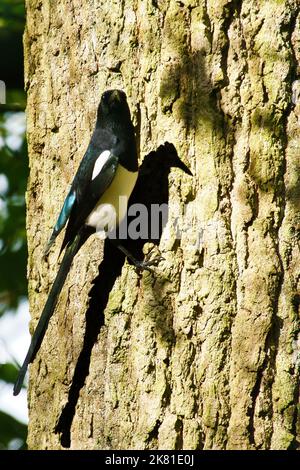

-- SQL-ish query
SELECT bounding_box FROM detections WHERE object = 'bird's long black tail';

[13,228,90,396]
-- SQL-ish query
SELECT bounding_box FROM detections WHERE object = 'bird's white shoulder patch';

[92,150,111,180]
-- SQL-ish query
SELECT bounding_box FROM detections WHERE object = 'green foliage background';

[0,0,28,450]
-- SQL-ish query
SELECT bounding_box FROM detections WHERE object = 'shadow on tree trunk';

[55,142,191,448]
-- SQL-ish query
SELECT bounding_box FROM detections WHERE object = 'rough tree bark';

[24,0,299,449]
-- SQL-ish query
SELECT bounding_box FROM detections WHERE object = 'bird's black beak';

[110,89,124,103]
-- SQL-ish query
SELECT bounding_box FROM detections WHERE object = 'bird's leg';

[142,244,165,266]
[109,240,164,273]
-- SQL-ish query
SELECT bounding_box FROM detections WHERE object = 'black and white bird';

[13,89,158,396]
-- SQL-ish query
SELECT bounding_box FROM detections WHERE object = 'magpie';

[13,89,159,396]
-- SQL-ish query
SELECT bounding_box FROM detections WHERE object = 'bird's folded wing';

[44,128,118,255]
[59,152,119,252]
[44,189,76,255]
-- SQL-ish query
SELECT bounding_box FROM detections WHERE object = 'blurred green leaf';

[0,0,25,89]
[1,89,26,110]
[0,363,21,385]
[0,112,28,316]
[0,410,27,450]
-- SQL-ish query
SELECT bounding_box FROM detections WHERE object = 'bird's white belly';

[86,164,138,237]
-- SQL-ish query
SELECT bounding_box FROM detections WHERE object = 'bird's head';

[97,89,131,126]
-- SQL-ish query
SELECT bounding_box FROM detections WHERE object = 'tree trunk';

[25,0,299,450]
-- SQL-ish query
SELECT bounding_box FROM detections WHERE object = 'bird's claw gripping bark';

[135,253,165,273]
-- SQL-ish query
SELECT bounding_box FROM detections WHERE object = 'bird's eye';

[102,91,110,103]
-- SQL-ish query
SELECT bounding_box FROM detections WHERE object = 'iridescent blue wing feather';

[44,189,76,255]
